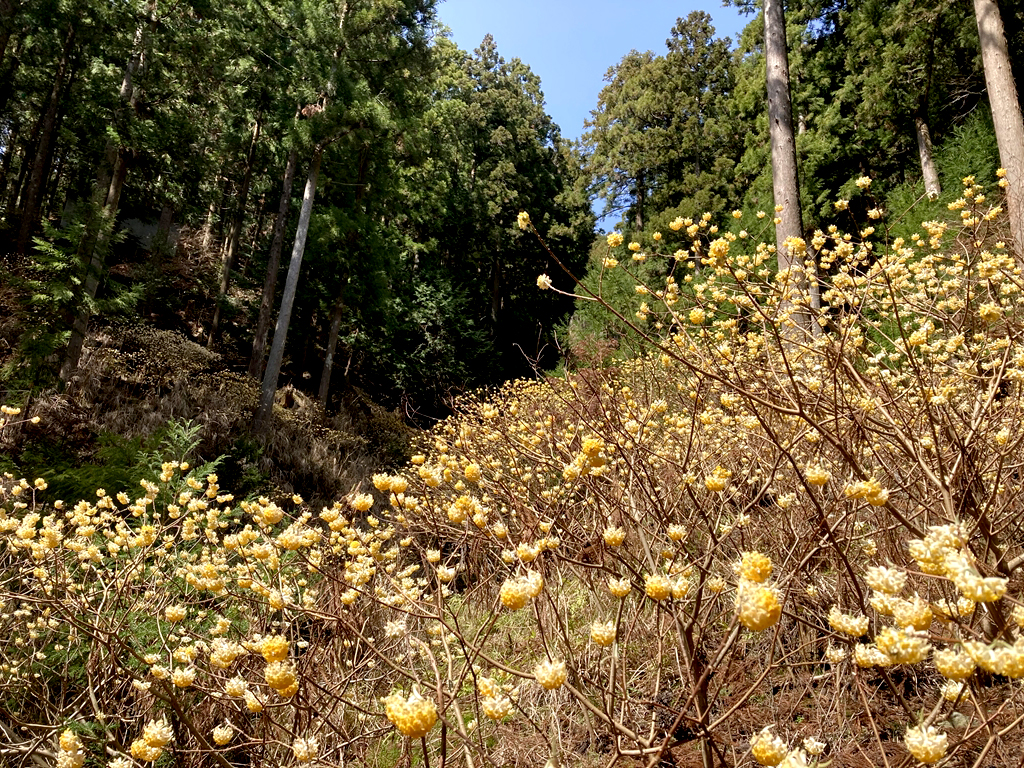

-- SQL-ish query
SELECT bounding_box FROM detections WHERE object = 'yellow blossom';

[904,724,947,764]
[384,688,438,738]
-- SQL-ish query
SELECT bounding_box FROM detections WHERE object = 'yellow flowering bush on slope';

[3,174,1024,766]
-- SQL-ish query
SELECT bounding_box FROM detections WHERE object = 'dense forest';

[7,1,1024,767]
[1,0,1022,436]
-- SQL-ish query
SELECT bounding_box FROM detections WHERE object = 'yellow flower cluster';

[843,477,889,506]
[590,620,616,647]
[265,660,298,697]
[499,570,543,610]
[944,550,1008,602]
[212,722,233,746]
[750,726,788,766]
[736,582,782,632]
[933,648,976,680]
[533,659,567,690]
[57,730,85,768]
[890,595,932,631]
[602,525,626,546]
[291,736,319,762]
[827,606,870,637]
[705,465,732,492]
[803,465,830,486]
[736,551,772,583]
[644,573,672,601]
[164,604,186,622]
[874,627,931,664]
[608,576,631,597]
[384,688,438,738]
[130,719,173,762]
[864,565,906,594]
[904,724,947,764]
[260,634,289,662]
[481,693,514,720]
[209,637,245,668]
[961,639,1024,678]
[563,436,610,480]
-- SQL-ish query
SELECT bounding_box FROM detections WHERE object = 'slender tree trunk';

[317,146,368,405]
[242,194,267,278]
[0,118,18,207]
[59,153,129,382]
[764,0,813,336]
[249,148,298,378]
[154,200,173,251]
[0,0,12,69]
[254,146,323,433]
[915,116,941,200]
[60,4,152,383]
[40,69,76,220]
[12,117,38,211]
[202,195,218,250]
[43,150,64,217]
[297,301,317,378]
[318,294,345,406]
[916,16,941,201]
[0,33,23,125]
[209,117,261,345]
[974,0,1024,259]
[16,23,73,254]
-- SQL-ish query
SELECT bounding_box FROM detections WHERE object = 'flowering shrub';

[3,173,1024,766]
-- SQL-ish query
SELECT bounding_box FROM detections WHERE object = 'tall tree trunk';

[764,0,813,337]
[0,117,18,207]
[202,195,218,250]
[12,117,38,211]
[916,15,941,201]
[0,0,12,68]
[40,69,76,220]
[0,33,23,125]
[209,117,261,346]
[242,194,267,278]
[974,0,1024,260]
[60,4,151,383]
[318,293,344,406]
[43,150,64,217]
[249,148,298,378]
[16,23,74,254]
[254,146,323,433]
[154,200,173,251]
[59,153,129,383]
[317,147,368,405]
[915,116,941,200]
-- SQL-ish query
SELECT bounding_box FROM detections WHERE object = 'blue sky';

[434,1,749,143]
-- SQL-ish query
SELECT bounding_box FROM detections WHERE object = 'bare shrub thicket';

[3,174,1024,768]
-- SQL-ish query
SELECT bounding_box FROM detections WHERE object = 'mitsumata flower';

[384,688,438,738]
